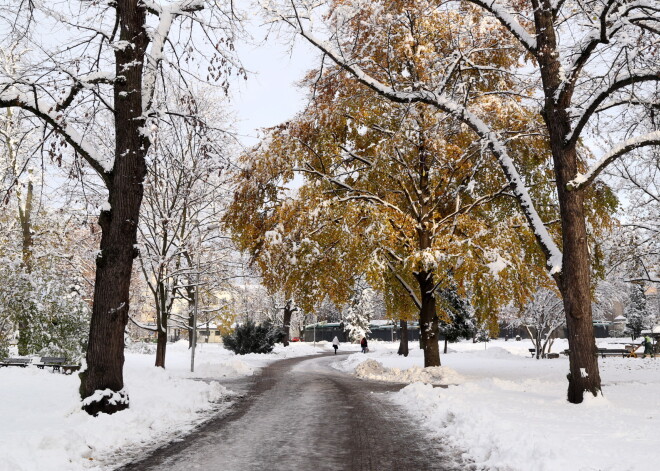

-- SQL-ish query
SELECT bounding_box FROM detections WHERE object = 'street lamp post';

[191,262,199,373]
[313,315,317,350]
[190,223,218,373]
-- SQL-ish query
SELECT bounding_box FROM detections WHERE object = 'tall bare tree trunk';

[17,176,33,356]
[80,0,149,415]
[534,4,601,402]
[155,279,167,368]
[554,148,601,400]
[7,114,35,356]
[188,292,195,349]
[155,329,167,367]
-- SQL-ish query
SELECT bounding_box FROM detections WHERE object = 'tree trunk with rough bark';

[155,329,167,367]
[155,278,167,368]
[397,320,409,356]
[416,270,440,367]
[188,300,195,349]
[79,0,149,415]
[534,4,601,402]
[282,300,295,347]
[16,178,33,356]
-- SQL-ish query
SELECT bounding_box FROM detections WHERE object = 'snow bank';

[0,364,229,470]
[354,358,465,385]
[354,339,660,470]
[0,341,320,470]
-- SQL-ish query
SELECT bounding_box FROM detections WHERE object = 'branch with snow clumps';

[268,2,562,274]
[567,131,660,191]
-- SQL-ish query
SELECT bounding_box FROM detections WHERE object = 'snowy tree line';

[0,0,656,415]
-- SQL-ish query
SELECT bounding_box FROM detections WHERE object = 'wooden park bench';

[36,357,81,374]
[35,357,66,372]
[561,347,638,359]
[0,358,31,368]
[596,348,630,358]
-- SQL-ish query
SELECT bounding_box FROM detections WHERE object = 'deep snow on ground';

[0,340,325,471]
[335,338,660,471]
[3,337,658,471]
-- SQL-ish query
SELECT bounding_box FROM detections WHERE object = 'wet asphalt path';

[117,353,464,471]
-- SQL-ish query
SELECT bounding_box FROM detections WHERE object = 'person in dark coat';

[643,335,654,358]
[332,336,340,355]
[360,337,368,353]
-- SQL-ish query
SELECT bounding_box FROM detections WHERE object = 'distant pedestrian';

[361,337,368,354]
[332,336,339,354]
[643,335,654,358]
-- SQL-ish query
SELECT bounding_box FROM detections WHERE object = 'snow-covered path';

[118,353,463,471]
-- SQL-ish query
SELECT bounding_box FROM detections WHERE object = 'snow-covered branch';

[0,85,112,184]
[142,0,206,114]
[461,0,537,54]
[567,131,660,191]
[295,164,410,218]
[384,255,421,310]
[275,6,562,274]
[128,315,158,332]
[567,71,660,146]
[268,7,562,275]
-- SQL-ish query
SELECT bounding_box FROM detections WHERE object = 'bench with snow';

[562,348,632,358]
[0,358,31,368]
[596,348,630,358]
[528,349,560,359]
[36,357,80,374]
[36,357,80,373]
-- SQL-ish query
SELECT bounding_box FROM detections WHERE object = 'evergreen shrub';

[222,320,280,355]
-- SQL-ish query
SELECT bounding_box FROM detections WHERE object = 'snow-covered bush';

[0,265,90,361]
[343,285,374,341]
[625,284,651,340]
[222,320,279,355]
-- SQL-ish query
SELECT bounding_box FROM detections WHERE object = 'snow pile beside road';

[0,364,230,471]
[354,358,465,385]
[364,339,660,471]
[0,342,321,471]
[194,358,255,378]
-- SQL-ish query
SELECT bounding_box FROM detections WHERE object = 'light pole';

[190,223,217,373]
[191,257,199,373]
[313,314,317,350]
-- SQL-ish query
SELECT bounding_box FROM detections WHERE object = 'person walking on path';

[361,337,368,353]
[332,336,340,355]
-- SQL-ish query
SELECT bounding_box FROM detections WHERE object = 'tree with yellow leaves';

[265,0,649,402]
[241,3,560,367]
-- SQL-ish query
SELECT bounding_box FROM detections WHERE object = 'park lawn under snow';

[0,340,320,471]
[334,338,660,471]
[4,338,656,471]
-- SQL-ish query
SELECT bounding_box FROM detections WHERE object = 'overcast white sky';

[228,16,319,148]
